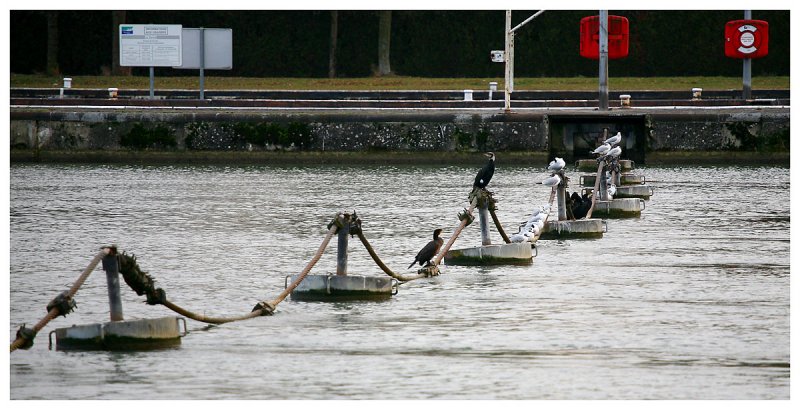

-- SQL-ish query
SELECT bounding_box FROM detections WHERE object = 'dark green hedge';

[10,10,789,77]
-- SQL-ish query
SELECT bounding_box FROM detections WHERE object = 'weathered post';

[336,213,350,276]
[101,247,124,322]
[599,166,609,201]
[557,177,567,221]
[478,201,492,246]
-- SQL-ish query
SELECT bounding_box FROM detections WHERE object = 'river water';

[8,162,790,400]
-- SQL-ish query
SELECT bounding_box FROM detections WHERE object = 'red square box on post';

[725,19,769,59]
[580,15,629,60]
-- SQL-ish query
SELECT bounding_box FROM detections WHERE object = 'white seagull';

[604,132,622,146]
[592,143,611,156]
[542,175,561,187]
[547,157,566,172]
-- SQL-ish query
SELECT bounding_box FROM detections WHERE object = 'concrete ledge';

[53,317,183,351]
[613,185,654,199]
[444,243,533,265]
[580,173,645,186]
[290,274,395,301]
[539,219,605,239]
[590,198,644,218]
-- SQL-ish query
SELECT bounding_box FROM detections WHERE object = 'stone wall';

[9,108,789,159]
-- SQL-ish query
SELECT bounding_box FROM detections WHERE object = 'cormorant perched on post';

[473,152,496,189]
[408,229,444,269]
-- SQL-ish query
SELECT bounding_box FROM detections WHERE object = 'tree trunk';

[112,11,132,76]
[45,11,59,76]
[377,10,392,76]
[328,11,338,78]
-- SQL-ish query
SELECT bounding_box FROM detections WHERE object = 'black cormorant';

[473,152,496,189]
[573,192,592,219]
[408,229,444,269]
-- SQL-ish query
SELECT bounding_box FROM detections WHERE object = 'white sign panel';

[120,24,182,67]
[175,28,233,70]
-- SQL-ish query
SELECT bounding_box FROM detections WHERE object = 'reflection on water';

[9,163,789,399]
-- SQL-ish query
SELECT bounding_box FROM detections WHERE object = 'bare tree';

[45,11,59,76]
[112,11,132,76]
[377,10,392,76]
[328,11,338,78]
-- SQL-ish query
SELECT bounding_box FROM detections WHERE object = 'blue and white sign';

[119,24,182,67]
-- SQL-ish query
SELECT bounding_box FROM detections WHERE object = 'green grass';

[10,73,789,91]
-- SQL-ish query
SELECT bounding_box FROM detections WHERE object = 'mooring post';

[336,213,350,276]
[557,178,567,221]
[478,201,492,246]
[101,247,124,322]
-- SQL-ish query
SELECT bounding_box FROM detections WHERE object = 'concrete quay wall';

[10,107,789,163]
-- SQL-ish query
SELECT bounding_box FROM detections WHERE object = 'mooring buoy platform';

[589,198,645,217]
[609,185,654,199]
[444,242,533,265]
[289,274,396,301]
[51,316,185,351]
[580,173,646,186]
[539,219,605,239]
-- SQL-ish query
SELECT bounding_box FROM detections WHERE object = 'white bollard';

[692,87,702,100]
[63,77,72,88]
[620,94,631,108]
[488,82,498,100]
[464,89,473,101]
[108,88,119,98]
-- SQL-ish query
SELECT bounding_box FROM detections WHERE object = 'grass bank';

[10,74,790,91]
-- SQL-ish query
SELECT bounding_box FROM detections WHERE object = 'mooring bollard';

[337,213,350,276]
[102,248,124,322]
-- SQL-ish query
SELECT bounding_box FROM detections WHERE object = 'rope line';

[10,249,108,352]
[586,161,604,219]
[433,197,478,265]
[355,231,429,282]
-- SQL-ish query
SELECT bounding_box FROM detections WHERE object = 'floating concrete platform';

[51,316,184,351]
[539,219,605,239]
[444,242,533,265]
[612,184,654,199]
[289,274,396,301]
[582,185,653,200]
[589,198,645,218]
[579,173,646,186]
[576,159,635,172]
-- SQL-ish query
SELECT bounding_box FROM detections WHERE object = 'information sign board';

[120,24,182,67]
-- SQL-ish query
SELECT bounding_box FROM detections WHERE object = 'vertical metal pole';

[504,10,512,111]
[199,27,205,100]
[478,202,492,246]
[336,214,349,276]
[102,253,124,322]
[743,10,752,100]
[149,66,155,99]
[599,10,609,110]
[557,180,567,221]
